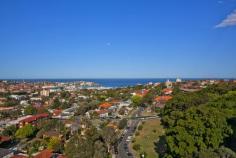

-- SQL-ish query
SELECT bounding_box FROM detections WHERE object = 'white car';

[126,139,131,142]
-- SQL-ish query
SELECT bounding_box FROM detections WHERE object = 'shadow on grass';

[154,136,167,158]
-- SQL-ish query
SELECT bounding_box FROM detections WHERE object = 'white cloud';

[215,10,236,28]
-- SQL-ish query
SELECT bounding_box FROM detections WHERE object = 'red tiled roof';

[53,109,62,116]
[0,136,11,142]
[110,99,121,104]
[135,89,149,97]
[0,97,7,101]
[20,113,49,124]
[33,149,52,158]
[162,88,173,93]
[107,122,118,129]
[99,102,112,109]
[155,96,173,102]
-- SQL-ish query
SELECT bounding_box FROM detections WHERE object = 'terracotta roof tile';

[99,102,112,109]
[33,149,52,158]
[155,96,173,102]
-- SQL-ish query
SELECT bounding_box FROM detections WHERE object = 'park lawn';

[132,119,164,158]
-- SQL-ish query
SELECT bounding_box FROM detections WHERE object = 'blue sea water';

[2,78,228,88]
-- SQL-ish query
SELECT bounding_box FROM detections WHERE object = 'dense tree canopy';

[160,82,236,158]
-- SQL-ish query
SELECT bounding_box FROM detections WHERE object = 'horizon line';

[1,77,235,80]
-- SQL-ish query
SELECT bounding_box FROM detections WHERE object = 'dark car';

[127,152,133,157]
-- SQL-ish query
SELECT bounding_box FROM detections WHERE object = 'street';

[117,107,143,158]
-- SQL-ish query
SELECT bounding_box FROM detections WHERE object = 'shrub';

[138,125,143,131]
[132,139,136,143]
[133,144,141,151]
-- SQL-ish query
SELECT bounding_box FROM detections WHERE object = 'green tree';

[161,83,236,157]
[164,106,233,157]
[94,140,109,158]
[24,105,37,115]
[15,124,36,139]
[131,95,143,107]
[65,124,108,158]
[51,98,61,109]
[142,92,154,105]
[47,137,62,152]
[103,127,117,152]
[2,125,17,137]
[138,125,143,131]
[118,119,127,129]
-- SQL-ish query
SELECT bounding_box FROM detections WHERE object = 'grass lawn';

[132,119,164,158]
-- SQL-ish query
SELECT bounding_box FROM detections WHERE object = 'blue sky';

[0,0,236,79]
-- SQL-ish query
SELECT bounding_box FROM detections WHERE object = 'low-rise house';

[107,122,118,132]
[9,95,25,100]
[99,102,112,109]
[117,100,131,109]
[33,149,52,158]
[42,86,62,93]
[20,100,29,106]
[51,109,62,118]
[0,97,7,105]
[8,115,32,126]
[154,96,173,108]
[96,109,109,118]
[59,106,77,119]
[0,119,11,129]
[77,95,89,100]
[30,98,42,101]
[0,88,7,93]
[162,88,173,95]
[134,89,149,97]
[40,89,50,97]
[0,136,11,145]
[0,107,15,112]
[19,113,49,127]
[180,81,202,92]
